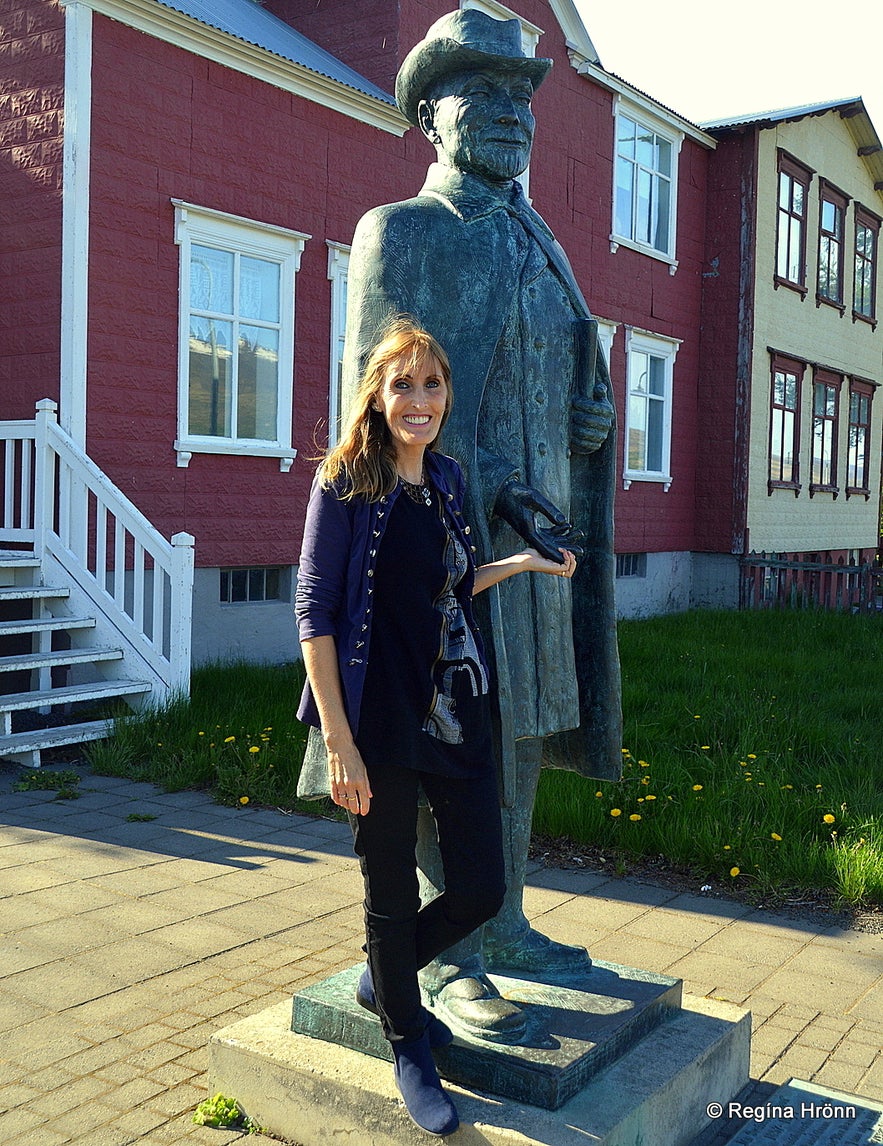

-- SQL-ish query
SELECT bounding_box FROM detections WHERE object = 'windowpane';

[615,159,635,237]
[190,246,234,313]
[646,396,664,471]
[649,356,665,396]
[627,394,647,469]
[248,568,264,600]
[231,569,248,602]
[237,325,279,440]
[188,318,232,437]
[617,114,637,155]
[239,256,280,322]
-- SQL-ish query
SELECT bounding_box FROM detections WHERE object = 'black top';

[356,482,492,777]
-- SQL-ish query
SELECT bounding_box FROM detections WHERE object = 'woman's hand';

[327,737,373,815]
[473,547,577,594]
[519,547,577,578]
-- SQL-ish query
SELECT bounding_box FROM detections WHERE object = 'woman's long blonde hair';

[320,316,453,501]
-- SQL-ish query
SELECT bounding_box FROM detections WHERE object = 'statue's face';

[421,69,535,183]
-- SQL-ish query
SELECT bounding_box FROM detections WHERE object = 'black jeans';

[350,760,505,1042]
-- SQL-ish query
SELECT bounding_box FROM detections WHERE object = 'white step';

[0,678,152,713]
[0,585,70,602]
[0,616,96,636]
[0,646,123,673]
[0,719,114,768]
[0,553,39,568]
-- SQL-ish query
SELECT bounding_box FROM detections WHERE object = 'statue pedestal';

[209,961,750,1146]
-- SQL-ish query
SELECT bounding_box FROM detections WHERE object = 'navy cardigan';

[295,450,487,740]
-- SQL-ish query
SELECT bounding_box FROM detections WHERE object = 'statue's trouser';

[351,760,504,1042]
[417,737,544,984]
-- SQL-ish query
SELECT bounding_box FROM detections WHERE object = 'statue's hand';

[571,385,614,454]
[494,481,584,562]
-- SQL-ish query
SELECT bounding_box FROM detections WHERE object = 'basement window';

[220,567,284,604]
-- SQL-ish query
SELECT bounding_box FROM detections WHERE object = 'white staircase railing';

[1,399,194,697]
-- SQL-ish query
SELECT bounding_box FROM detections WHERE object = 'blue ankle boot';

[392,1031,459,1137]
[356,966,453,1048]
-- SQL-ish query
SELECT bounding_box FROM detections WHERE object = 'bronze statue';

[304,8,621,1042]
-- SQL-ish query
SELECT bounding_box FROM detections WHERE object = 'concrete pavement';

[1,761,880,1145]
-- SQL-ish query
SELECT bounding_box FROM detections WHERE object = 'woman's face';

[374,352,448,459]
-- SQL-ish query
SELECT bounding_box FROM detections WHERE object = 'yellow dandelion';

[641,776,650,785]
[694,715,701,719]
[629,814,642,822]
[823,814,835,824]
[645,794,657,801]
[816,784,823,790]
[783,784,793,790]
[610,808,622,818]
[637,797,645,803]
[692,784,703,791]
[730,867,740,877]
[595,791,603,798]
[747,754,757,759]
[771,832,782,841]
[249,745,260,754]
[700,745,710,750]
[723,845,731,850]
[198,731,205,736]
[224,735,236,743]
[239,796,249,805]
[621,748,631,755]
[638,760,649,768]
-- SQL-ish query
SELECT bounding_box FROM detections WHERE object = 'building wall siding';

[747,117,883,554]
[0,0,65,417]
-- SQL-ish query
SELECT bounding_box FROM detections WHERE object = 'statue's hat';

[396,9,552,126]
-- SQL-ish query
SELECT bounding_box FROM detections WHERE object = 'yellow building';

[700,99,883,606]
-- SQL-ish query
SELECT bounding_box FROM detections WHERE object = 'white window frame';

[326,241,350,446]
[172,200,310,471]
[610,96,682,274]
[595,318,618,367]
[622,328,679,491]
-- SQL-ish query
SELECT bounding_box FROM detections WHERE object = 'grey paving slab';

[0,759,880,1145]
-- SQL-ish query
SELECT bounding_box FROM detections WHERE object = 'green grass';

[534,609,883,907]
[87,611,883,907]
[86,661,324,816]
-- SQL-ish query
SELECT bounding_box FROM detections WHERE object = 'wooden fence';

[739,551,883,613]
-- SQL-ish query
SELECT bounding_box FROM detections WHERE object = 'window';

[769,355,804,493]
[327,242,350,446]
[612,100,680,264]
[775,153,811,292]
[173,201,310,470]
[220,566,285,604]
[616,552,646,578]
[623,329,679,490]
[853,207,879,322]
[810,369,841,495]
[846,379,874,495]
[817,183,847,307]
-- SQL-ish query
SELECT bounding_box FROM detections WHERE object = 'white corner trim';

[547,0,601,70]
[60,0,408,137]
[60,1,93,448]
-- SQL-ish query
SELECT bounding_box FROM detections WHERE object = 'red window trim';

[768,353,805,495]
[817,180,849,310]
[775,152,813,294]
[809,368,842,497]
[852,206,880,326]
[845,377,875,498]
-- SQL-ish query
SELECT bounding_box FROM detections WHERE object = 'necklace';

[399,471,434,507]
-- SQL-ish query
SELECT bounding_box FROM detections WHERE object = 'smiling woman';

[293,315,578,1136]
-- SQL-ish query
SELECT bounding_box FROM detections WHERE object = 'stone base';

[292,961,682,1110]
[726,1079,883,1144]
[209,993,750,1146]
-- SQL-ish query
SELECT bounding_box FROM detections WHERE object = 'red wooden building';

[1,0,718,761]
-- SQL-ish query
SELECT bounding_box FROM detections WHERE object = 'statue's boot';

[483,922,592,977]
[420,961,527,1044]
